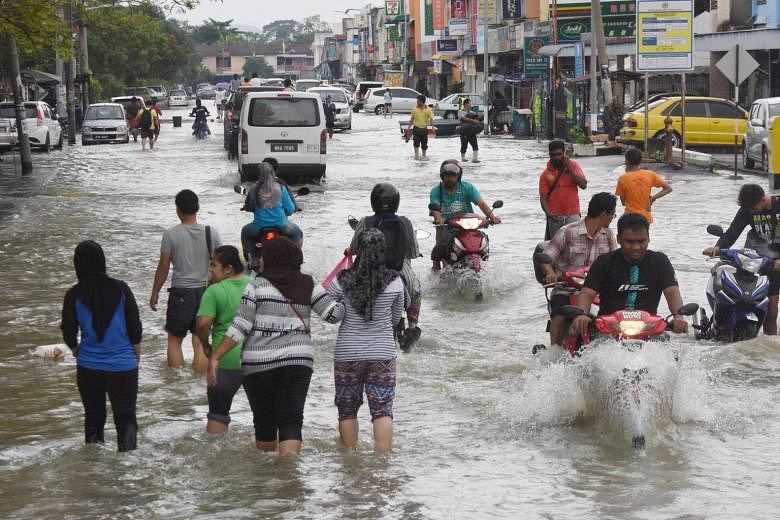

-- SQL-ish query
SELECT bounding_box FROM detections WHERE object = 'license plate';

[0,127,6,132]
[271,143,297,152]
[95,135,109,139]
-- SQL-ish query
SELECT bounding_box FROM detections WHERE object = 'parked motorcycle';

[558,302,699,449]
[428,200,503,300]
[234,183,309,272]
[694,224,774,342]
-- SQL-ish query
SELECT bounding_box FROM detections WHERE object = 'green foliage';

[262,19,303,42]
[568,126,589,145]
[0,0,70,57]
[243,57,273,78]
[448,82,464,95]
[651,149,666,163]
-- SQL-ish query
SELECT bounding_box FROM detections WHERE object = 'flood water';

[0,108,778,518]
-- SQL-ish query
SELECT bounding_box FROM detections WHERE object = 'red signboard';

[433,0,446,30]
[451,0,467,18]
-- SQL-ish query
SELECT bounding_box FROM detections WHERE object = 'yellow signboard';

[636,0,693,72]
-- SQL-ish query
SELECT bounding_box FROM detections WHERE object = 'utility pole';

[482,0,490,135]
[65,1,77,144]
[6,34,33,174]
[591,0,613,104]
[78,9,90,110]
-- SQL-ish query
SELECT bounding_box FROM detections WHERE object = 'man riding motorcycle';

[703,184,780,335]
[572,213,688,336]
[346,183,422,349]
[429,160,502,271]
[538,192,618,346]
[189,98,211,136]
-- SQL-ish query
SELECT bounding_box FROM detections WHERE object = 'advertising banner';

[433,0,446,30]
[524,35,550,73]
[425,0,434,36]
[636,0,694,72]
[449,18,468,36]
[574,41,583,76]
[387,25,400,41]
[437,39,459,52]
[502,0,522,20]
[451,0,467,18]
[478,0,497,23]
[471,0,479,48]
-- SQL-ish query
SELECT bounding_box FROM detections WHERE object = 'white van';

[238,91,327,184]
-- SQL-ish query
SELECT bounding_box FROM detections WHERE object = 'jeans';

[241,222,303,261]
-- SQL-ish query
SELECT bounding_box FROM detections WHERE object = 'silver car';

[0,106,18,152]
[744,96,780,171]
[308,87,352,131]
[81,103,129,145]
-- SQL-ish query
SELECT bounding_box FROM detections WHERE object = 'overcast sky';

[175,0,383,32]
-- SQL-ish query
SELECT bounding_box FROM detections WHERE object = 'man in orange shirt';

[615,148,672,224]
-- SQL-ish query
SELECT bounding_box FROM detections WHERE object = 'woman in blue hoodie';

[61,241,142,452]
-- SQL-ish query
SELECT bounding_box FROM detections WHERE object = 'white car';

[167,89,189,108]
[308,86,352,131]
[0,100,62,151]
[363,87,438,115]
[295,79,322,92]
[433,93,486,119]
[238,91,327,184]
[0,105,19,152]
[81,103,129,145]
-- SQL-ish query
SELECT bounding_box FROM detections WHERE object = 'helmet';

[370,183,400,214]
[439,159,463,181]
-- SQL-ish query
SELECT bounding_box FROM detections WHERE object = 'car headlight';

[738,253,763,274]
[117,125,126,132]
[82,126,92,133]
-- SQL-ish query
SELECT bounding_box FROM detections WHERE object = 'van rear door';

[245,94,324,162]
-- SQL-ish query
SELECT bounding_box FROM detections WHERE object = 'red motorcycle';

[429,200,503,300]
[542,266,601,356]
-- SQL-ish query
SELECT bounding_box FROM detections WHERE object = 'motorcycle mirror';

[674,303,700,316]
[492,200,504,209]
[706,224,724,237]
[558,305,585,319]
[233,184,247,195]
[533,252,553,265]
[428,203,441,212]
[347,216,359,230]
[296,187,310,196]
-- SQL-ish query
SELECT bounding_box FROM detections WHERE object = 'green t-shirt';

[197,275,251,369]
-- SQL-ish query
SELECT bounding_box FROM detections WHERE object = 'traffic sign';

[715,47,759,86]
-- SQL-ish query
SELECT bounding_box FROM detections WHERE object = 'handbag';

[322,255,354,289]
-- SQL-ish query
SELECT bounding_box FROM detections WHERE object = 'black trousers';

[412,127,429,150]
[460,132,479,153]
[77,366,138,452]
[243,365,312,443]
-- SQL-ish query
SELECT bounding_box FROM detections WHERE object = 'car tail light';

[11,123,16,132]
[626,118,637,128]
[320,129,327,154]
[37,108,43,126]
[241,129,248,154]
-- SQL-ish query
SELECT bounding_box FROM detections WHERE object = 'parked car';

[81,103,129,145]
[223,85,284,157]
[619,96,747,148]
[197,85,216,99]
[295,79,322,92]
[238,91,327,184]
[265,78,285,87]
[308,86,352,131]
[743,96,780,170]
[364,87,438,115]
[0,105,18,152]
[125,86,155,104]
[353,81,383,112]
[0,100,63,151]
[167,89,189,108]
[146,85,167,99]
[432,93,486,119]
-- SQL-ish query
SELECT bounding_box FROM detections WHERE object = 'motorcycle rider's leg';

[549,315,567,346]
[240,223,260,263]
[765,294,778,335]
[281,222,303,248]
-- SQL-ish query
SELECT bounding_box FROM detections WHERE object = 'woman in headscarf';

[327,228,405,452]
[207,237,344,456]
[240,162,302,267]
[60,241,142,452]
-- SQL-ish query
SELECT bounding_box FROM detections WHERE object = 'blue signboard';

[502,0,522,20]
[437,39,458,52]
[574,41,584,76]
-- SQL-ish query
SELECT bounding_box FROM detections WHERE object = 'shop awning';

[20,69,61,86]
[431,54,458,61]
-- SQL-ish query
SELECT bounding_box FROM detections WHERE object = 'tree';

[301,15,331,34]
[243,56,274,78]
[261,19,303,42]
[192,18,243,45]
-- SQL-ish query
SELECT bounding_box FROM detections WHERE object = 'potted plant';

[603,99,625,146]
[569,126,595,156]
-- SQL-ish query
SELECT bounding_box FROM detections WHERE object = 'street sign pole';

[734,44,740,179]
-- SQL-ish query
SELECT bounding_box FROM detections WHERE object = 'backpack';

[139,108,153,129]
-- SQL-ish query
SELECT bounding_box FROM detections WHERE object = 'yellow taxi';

[619,96,747,148]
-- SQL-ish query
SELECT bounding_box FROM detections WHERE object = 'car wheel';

[743,143,755,169]
[652,130,681,149]
[41,133,51,152]
[374,105,385,115]
[763,148,769,172]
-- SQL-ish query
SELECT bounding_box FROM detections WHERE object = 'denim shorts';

[165,287,205,338]
[207,368,244,424]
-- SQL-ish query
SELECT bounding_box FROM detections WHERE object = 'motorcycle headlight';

[738,253,763,274]
[618,320,647,337]
[456,217,482,230]
[571,276,585,287]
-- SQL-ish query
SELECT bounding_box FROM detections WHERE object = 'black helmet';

[370,183,400,214]
[439,159,463,181]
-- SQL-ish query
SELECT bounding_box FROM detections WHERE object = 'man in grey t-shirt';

[150,189,222,372]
